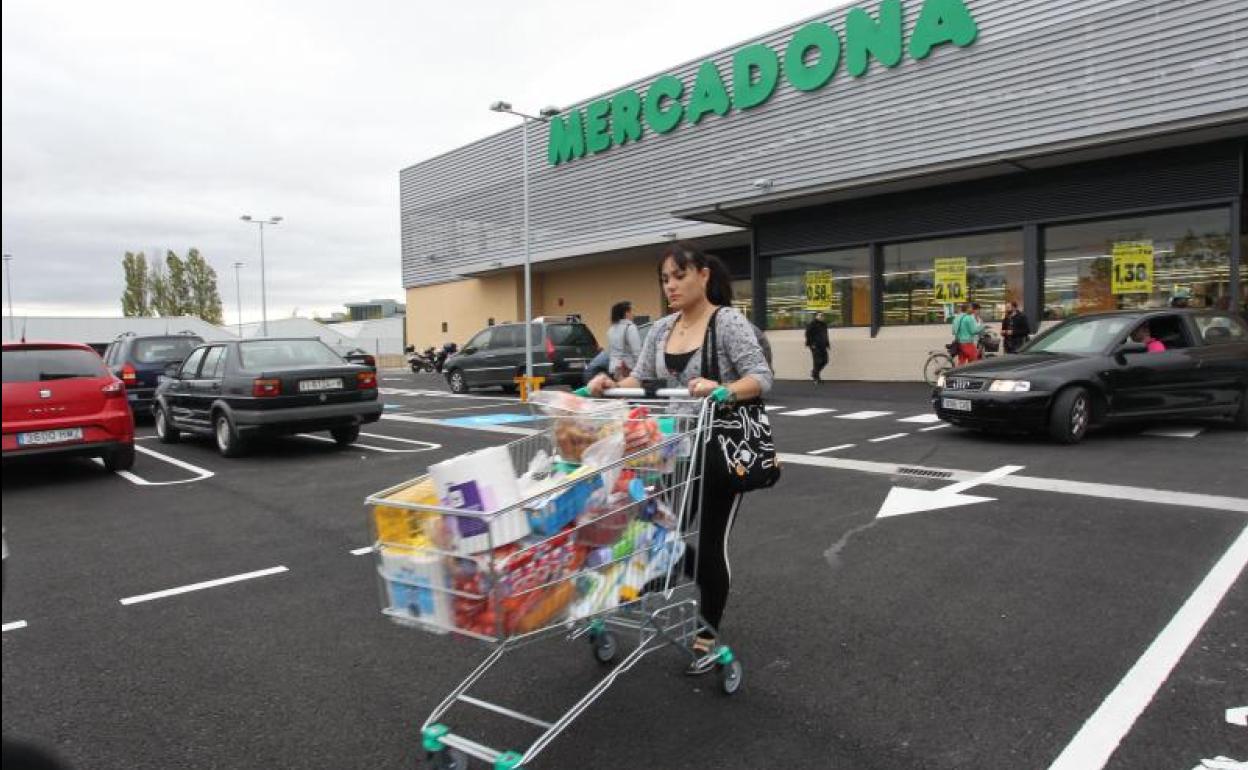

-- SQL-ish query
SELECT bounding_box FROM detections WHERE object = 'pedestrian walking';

[804,311,830,383]
[587,246,772,674]
[606,300,643,380]
[951,302,984,365]
[1001,301,1031,354]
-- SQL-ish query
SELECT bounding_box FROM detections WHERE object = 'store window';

[881,232,1022,325]
[764,248,870,330]
[1042,208,1232,320]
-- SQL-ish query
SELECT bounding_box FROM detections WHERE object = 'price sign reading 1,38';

[805,270,833,311]
[1111,241,1154,295]
[933,257,967,303]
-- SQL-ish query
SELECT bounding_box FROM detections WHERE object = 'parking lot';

[3,372,1246,770]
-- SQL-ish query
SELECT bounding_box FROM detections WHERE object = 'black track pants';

[685,476,743,632]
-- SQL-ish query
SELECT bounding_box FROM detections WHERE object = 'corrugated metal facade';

[400,0,1248,288]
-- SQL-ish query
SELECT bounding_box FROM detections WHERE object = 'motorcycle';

[405,346,436,373]
[432,342,458,374]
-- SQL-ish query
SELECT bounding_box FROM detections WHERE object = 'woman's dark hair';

[610,301,632,324]
[659,245,734,307]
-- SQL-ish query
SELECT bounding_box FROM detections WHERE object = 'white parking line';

[809,444,855,455]
[920,423,952,431]
[764,405,787,412]
[96,445,215,486]
[381,413,538,436]
[296,433,440,453]
[1140,426,1205,439]
[869,433,909,443]
[1048,524,1248,770]
[898,413,942,424]
[836,410,894,420]
[119,566,289,606]
[350,546,374,556]
[777,407,837,417]
[3,620,29,633]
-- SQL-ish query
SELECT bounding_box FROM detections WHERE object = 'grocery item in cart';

[372,479,439,546]
[429,446,530,554]
[525,472,602,535]
[378,539,452,630]
[530,390,628,463]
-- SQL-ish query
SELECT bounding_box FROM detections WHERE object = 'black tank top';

[664,348,698,375]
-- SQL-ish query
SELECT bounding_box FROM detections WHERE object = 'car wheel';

[331,425,360,446]
[154,406,180,444]
[447,369,469,395]
[1048,386,1091,444]
[214,412,246,457]
[1233,387,1248,431]
[102,443,136,472]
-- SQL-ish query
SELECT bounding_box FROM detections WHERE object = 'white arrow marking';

[876,465,1025,519]
[1228,706,1248,727]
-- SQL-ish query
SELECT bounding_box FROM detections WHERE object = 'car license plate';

[299,378,342,392]
[17,427,84,446]
[942,398,972,412]
[567,361,585,370]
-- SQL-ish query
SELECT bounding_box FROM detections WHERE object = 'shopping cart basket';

[364,389,743,770]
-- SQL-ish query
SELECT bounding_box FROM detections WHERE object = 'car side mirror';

[163,363,182,378]
[461,347,476,356]
[1117,341,1148,356]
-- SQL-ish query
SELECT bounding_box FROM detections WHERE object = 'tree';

[164,251,192,315]
[185,248,224,324]
[121,251,152,317]
[148,257,174,317]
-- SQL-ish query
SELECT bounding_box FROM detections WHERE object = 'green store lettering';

[547,0,978,166]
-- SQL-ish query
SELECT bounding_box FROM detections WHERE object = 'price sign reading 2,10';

[933,257,968,303]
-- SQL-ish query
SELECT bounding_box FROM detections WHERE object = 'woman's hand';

[586,373,616,397]
[687,376,721,398]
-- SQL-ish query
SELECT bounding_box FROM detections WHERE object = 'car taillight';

[545,337,556,358]
[252,378,282,397]
[121,363,137,385]
[357,371,377,389]
[103,379,126,398]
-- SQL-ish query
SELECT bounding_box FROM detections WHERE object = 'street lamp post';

[232,262,245,337]
[489,102,560,391]
[239,215,282,336]
[2,253,13,340]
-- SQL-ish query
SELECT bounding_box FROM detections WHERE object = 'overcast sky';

[2,0,845,323]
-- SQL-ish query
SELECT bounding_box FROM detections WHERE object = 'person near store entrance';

[586,246,772,675]
[1000,301,1032,354]
[952,302,985,365]
[606,300,643,380]
[804,311,831,383]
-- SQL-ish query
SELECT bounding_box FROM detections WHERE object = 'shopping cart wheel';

[719,659,743,695]
[426,747,467,770]
[591,630,618,664]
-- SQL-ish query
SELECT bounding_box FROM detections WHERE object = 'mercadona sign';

[547,0,978,166]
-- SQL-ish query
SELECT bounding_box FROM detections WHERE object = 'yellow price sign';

[805,270,833,311]
[933,257,967,303]
[1111,241,1154,294]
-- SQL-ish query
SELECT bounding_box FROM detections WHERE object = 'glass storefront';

[1042,208,1232,320]
[763,248,871,330]
[881,231,1023,325]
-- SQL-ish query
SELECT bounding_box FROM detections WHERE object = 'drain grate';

[897,467,954,479]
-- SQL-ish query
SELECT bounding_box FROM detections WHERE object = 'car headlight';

[936,373,946,388]
[988,379,1032,392]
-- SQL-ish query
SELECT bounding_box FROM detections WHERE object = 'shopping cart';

[364,389,743,770]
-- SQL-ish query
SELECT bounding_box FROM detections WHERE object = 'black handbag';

[700,308,782,492]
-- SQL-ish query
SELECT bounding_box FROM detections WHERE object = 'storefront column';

[1230,197,1242,310]
[750,227,767,330]
[1023,223,1042,330]
[870,242,883,338]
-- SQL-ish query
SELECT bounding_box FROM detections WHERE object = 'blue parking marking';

[441,413,536,427]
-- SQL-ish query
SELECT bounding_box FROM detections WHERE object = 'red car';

[2,341,136,471]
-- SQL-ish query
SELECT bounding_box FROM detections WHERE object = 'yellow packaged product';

[373,478,440,546]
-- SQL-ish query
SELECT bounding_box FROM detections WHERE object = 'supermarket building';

[400,0,1248,381]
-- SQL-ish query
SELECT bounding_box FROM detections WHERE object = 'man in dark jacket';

[1001,301,1032,354]
[804,312,831,384]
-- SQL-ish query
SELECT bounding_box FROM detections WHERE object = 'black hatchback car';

[932,309,1248,443]
[443,317,599,394]
[102,332,204,419]
[153,337,382,456]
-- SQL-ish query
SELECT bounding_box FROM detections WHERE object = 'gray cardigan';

[633,307,774,393]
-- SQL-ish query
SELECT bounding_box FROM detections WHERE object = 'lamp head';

[269,216,283,224]
[538,106,561,119]
[489,101,512,113]
[240,215,253,222]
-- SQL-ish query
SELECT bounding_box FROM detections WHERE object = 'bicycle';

[923,329,1000,385]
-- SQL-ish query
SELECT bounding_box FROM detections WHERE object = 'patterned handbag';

[700,308,782,493]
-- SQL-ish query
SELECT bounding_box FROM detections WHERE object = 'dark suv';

[444,317,599,394]
[103,332,204,419]
[153,337,382,456]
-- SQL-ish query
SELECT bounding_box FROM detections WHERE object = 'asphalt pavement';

[3,371,1246,770]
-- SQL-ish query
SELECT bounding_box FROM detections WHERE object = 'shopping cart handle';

[602,387,691,399]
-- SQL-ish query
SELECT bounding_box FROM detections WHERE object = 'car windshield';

[239,340,343,368]
[132,336,203,363]
[2,348,107,382]
[546,324,596,347]
[1026,316,1136,354]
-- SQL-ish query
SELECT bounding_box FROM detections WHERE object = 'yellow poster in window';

[1111,241,1154,294]
[804,270,833,311]
[932,257,967,303]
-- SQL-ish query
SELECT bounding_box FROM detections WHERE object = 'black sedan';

[932,308,1248,443]
[153,338,383,456]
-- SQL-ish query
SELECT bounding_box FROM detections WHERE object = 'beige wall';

[535,257,663,345]
[405,274,522,349]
